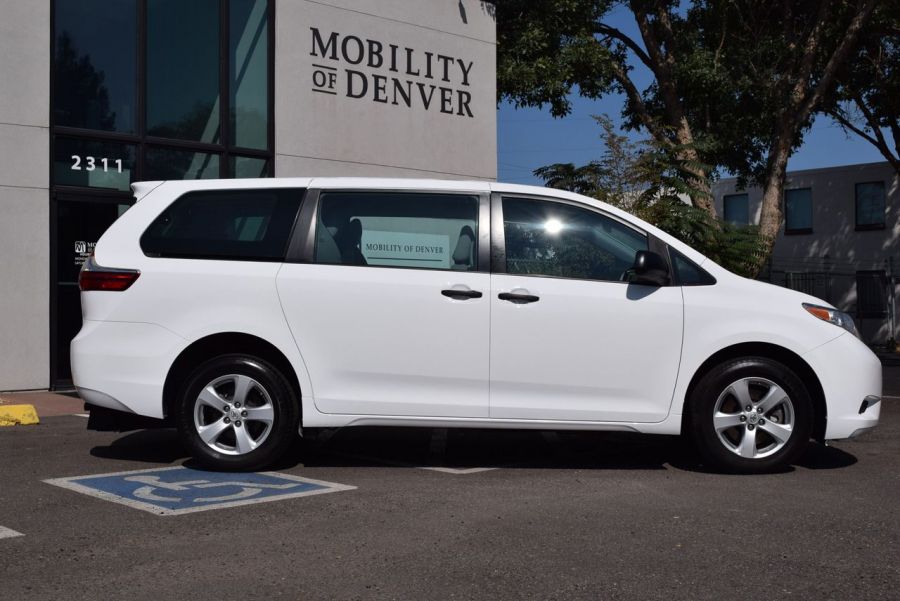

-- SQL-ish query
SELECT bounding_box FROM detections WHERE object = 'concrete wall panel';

[0,1,50,390]
[0,187,49,390]
[276,0,496,180]
[0,0,50,127]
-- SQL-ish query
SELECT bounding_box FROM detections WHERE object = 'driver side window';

[502,197,647,282]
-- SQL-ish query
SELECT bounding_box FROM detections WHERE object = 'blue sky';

[496,7,886,186]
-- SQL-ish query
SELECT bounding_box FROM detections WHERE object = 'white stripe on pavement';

[0,526,24,539]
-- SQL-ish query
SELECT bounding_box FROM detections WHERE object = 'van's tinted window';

[315,192,479,271]
[141,189,303,260]
[671,249,716,286]
[502,197,647,281]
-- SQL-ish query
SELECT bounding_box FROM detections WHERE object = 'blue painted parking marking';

[44,466,355,516]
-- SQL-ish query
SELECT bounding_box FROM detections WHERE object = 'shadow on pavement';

[90,426,858,474]
[90,429,188,464]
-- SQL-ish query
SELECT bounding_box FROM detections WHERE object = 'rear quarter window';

[141,189,304,261]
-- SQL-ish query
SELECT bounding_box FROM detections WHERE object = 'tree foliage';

[824,2,899,172]
[496,0,881,274]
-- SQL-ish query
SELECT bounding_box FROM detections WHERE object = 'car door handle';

[498,292,540,304]
[441,289,483,300]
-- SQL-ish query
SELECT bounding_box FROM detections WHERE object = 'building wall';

[714,162,899,344]
[275,0,497,180]
[0,0,50,390]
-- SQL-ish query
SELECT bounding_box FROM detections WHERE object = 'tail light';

[79,255,140,291]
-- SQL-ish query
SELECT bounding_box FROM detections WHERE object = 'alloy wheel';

[193,374,276,455]
[712,377,795,459]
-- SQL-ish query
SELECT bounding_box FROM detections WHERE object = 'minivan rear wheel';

[688,357,813,473]
[176,354,299,471]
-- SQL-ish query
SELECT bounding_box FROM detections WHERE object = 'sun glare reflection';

[544,218,563,234]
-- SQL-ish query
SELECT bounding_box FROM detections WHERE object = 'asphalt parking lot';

[2,369,899,600]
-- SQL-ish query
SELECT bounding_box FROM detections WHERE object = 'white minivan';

[72,178,882,473]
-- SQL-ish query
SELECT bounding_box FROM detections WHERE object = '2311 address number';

[71,155,123,173]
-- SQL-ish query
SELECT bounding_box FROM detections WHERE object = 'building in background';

[0,0,497,391]
[714,161,899,345]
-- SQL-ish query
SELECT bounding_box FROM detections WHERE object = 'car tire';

[688,357,813,473]
[176,354,299,471]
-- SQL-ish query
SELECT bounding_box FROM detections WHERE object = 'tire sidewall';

[690,357,813,473]
[176,354,299,471]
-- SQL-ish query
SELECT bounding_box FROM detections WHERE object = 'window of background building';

[855,182,886,230]
[723,193,750,225]
[784,188,813,234]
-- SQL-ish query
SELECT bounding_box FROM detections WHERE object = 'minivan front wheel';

[689,357,813,473]
[177,355,299,471]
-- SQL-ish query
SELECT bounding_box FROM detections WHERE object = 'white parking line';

[75,413,89,418]
[333,451,498,474]
[420,466,498,474]
[0,526,24,539]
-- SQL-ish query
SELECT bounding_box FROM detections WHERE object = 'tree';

[496,0,716,214]
[824,2,899,172]
[693,1,880,263]
[533,115,644,200]
[496,1,880,273]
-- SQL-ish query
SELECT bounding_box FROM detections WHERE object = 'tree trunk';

[672,120,715,216]
[753,135,794,277]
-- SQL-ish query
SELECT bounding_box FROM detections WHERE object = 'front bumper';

[803,333,882,440]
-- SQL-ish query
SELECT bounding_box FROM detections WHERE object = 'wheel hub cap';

[712,376,795,460]
[193,374,276,456]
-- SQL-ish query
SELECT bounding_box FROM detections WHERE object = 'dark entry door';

[52,195,132,387]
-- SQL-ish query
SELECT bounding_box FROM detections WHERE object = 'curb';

[0,404,40,426]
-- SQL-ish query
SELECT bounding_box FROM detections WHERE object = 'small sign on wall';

[74,241,96,268]
[361,231,450,268]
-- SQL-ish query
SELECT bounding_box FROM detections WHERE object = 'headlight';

[802,303,859,338]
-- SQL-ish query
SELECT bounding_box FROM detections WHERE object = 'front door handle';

[442,289,483,300]
[498,292,540,304]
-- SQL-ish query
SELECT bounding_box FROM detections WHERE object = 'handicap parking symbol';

[44,467,355,516]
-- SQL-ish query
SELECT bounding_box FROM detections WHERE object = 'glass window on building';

[50,0,273,386]
[723,193,750,225]
[52,0,272,187]
[231,0,270,150]
[784,188,813,234]
[53,0,137,133]
[147,0,221,143]
[855,182,886,230]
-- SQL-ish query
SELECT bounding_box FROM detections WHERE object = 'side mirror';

[630,250,669,287]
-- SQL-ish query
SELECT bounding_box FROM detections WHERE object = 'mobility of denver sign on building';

[0,0,497,391]
[308,28,477,118]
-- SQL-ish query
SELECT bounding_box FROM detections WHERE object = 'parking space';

[1,370,899,599]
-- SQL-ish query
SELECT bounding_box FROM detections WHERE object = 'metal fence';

[757,256,898,345]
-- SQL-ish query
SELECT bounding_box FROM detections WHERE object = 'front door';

[489,196,684,423]
[52,195,133,385]
[277,189,490,417]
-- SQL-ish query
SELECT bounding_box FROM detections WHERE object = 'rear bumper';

[71,320,185,419]
[803,333,882,440]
